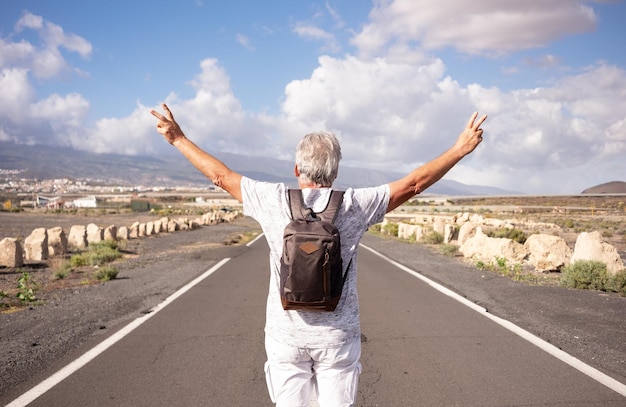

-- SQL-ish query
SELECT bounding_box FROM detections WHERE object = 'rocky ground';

[448,194,626,258]
[1,201,625,401]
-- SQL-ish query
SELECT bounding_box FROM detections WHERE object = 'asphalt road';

[4,236,626,406]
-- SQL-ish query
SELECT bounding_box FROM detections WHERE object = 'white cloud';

[0,68,35,123]
[14,12,44,31]
[0,37,35,67]
[0,127,11,142]
[325,2,345,29]
[84,104,158,155]
[30,93,90,131]
[0,12,94,146]
[0,67,89,145]
[236,33,254,50]
[41,18,92,58]
[280,54,471,169]
[275,48,626,193]
[15,12,92,58]
[80,59,282,158]
[292,23,340,53]
[523,54,563,68]
[3,11,92,79]
[352,0,598,57]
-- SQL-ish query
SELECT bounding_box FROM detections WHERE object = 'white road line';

[6,258,231,407]
[360,243,626,398]
[247,232,265,247]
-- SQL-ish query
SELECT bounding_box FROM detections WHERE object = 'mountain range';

[2,141,515,196]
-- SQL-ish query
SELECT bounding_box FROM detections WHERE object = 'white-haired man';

[151,104,486,407]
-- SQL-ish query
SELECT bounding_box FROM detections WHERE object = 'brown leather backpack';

[280,189,350,312]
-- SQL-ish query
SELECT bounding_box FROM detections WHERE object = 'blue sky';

[1,0,625,194]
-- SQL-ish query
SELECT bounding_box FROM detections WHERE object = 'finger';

[473,114,488,129]
[150,110,165,120]
[466,112,479,128]
[162,103,175,121]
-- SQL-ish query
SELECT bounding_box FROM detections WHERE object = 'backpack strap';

[287,189,311,221]
[321,190,345,223]
[287,189,344,222]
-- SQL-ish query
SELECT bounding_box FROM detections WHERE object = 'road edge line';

[247,232,265,247]
[5,257,231,407]
[360,243,626,398]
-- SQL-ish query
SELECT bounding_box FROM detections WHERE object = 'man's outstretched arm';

[151,104,243,202]
[387,112,487,212]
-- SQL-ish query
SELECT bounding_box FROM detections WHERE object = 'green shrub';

[495,257,508,273]
[609,269,626,296]
[87,245,122,266]
[70,254,88,267]
[439,244,459,257]
[473,257,526,282]
[16,271,40,304]
[487,228,527,244]
[95,266,119,282]
[383,222,399,237]
[422,231,444,245]
[560,260,610,291]
[51,259,73,279]
[71,242,123,267]
[95,239,124,251]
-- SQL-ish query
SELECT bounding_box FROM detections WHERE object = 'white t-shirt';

[241,176,389,348]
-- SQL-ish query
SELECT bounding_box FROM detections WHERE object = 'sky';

[1,0,625,194]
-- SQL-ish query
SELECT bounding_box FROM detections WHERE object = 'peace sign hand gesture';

[150,103,186,145]
[454,112,487,157]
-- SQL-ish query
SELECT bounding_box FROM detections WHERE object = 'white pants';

[264,335,362,407]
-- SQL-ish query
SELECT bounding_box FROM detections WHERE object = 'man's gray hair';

[295,131,342,187]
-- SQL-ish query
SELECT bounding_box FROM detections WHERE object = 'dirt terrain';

[0,210,181,304]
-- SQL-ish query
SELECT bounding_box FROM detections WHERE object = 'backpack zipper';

[322,251,329,295]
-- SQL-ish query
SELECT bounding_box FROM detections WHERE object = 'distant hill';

[0,142,515,196]
[581,181,626,194]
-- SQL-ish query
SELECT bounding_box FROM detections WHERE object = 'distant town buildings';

[72,195,98,208]
[1,173,227,209]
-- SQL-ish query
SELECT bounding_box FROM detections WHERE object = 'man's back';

[240,177,389,348]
